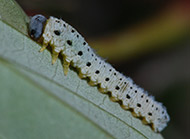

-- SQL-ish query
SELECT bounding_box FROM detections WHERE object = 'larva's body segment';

[109,73,126,101]
[29,14,170,132]
[131,88,150,117]
[98,63,116,92]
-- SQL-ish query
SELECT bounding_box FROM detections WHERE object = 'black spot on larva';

[148,112,152,116]
[99,62,101,64]
[109,69,112,72]
[115,86,120,90]
[120,78,122,81]
[103,65,106,67]
[152,105,154,107]
[146,99,149,103]
[156,107,158,110]
[162,111,164,114]
[78,51,83,56]
[105,78,109,81]
[114,73,117,75]
[67,40,72,46]
[95,70,100,74]
[54,30,61,36]
[71,29,75,33]
[77,34,79,38]
[87,48,90,51]
[141,95,144,98]
[55,20,60,23]
[91,54,94,57]
[137,103,141,107]
[126,94,131,99]
[130,87,133,89]
[95,58,97,61]
[63,24,66,27]
[164,116,167,119]
[124,82,127,84]
[83,42,86,45]
[86,62,91,67]
[135,90,137,93]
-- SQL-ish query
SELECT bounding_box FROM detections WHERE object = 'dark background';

[16,0,190,138]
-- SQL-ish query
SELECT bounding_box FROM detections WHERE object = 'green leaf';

[0,0,164,138]
[0,0,29,35]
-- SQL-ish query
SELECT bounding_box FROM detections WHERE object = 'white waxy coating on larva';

[29,14,170,132]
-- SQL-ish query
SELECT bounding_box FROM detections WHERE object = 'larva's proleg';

[29,14,170,132]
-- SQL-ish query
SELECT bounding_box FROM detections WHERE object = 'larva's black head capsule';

[29,14,47,40]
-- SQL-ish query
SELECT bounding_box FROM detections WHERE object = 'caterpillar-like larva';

[29,14,170,132]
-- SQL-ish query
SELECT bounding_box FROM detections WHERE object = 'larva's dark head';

[29,14,47,40]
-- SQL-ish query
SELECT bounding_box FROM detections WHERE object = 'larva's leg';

[52,50,59,65]
[62,49,77,75]
[63,57,70,75]
[39,42,48,52]
[78,68,87,78]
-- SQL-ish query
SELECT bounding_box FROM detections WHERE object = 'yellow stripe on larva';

[29,14,170,132]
